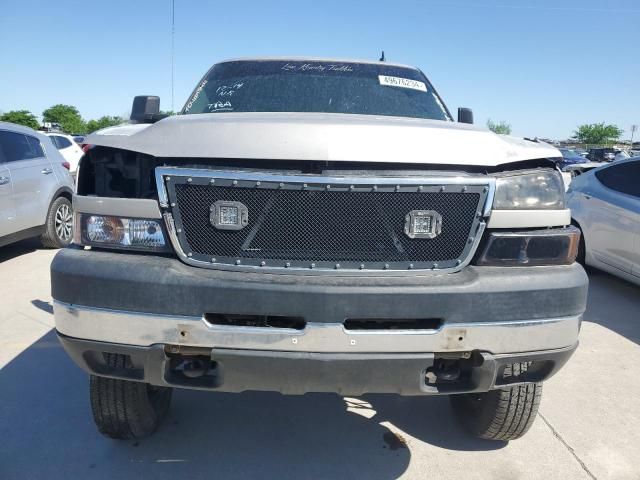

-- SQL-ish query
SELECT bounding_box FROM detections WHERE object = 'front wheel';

[449,363,542,441]
[40,196,73,248]
[90,354,173,439]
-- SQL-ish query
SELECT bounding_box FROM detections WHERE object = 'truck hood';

[86,113,559,167]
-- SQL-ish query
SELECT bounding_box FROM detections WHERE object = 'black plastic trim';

[57,332,578,395]
[51,247,589,323]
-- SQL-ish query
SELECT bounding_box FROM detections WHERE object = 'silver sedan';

[567,157,640,285]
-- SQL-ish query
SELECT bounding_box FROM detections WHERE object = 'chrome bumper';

[54,301,581,355]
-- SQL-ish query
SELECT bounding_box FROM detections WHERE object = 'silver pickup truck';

[52,57,588,441]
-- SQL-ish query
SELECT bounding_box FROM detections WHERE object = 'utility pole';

[171,0,175,112]
[631,125,637,152]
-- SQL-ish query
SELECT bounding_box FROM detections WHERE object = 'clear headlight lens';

[77,214,167,251]
[494,170,565,209]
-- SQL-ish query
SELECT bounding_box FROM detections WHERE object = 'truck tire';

[89,353,173,439]
[40,196,73,248]
[576,230,586,265]
[449,363,542,441]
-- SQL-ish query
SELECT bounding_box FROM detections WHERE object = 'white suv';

[0,122,75,248]
[44,132,84,173]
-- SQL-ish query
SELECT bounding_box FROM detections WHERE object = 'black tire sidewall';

[89,353,173,439]
[449,363,542,441]
[44,197,72,248]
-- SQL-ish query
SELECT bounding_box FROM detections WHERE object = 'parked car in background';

[562,162,603,177]
[0,122,74,248]
[557,149,588,190]
[568,157,640,286]
[575,149,589,157]
[587,148,616,162]
[72,135,85,145]
[44,132,84,173]
[558,148,587,168]
[614,150,630,162]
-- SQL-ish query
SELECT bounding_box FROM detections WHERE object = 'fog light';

[210,201,248,230]
[404,210,442,239]
[219,205,239,225]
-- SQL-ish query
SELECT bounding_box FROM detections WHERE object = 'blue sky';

[1,0,638,139]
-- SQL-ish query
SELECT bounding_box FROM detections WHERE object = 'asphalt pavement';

[0,239,638,480]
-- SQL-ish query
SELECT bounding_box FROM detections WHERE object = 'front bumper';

[57,333,577,395]
[52,247,588,394]
[54,300,582,355]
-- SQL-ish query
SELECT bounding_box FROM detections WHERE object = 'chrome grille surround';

[156,167,495,275]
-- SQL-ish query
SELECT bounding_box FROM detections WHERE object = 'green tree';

[0,110,40,130]
[85,115,125,134]
[573,123,623,145]
[42,104,85,134]
[487,119,512,135]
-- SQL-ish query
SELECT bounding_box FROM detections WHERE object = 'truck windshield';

[182,60,452,121]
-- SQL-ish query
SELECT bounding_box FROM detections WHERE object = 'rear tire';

[450,363,542,441]
[574,225,599,274]
[90,353,173,439]
[40,196,73,248]
[576,227,586,265]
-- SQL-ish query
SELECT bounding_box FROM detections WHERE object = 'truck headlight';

[494,170,565,209]
[75,214,168,251]
[475,227,580,266]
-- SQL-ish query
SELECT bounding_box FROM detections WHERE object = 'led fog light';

[210,201,249,230]
[404,210,442,239]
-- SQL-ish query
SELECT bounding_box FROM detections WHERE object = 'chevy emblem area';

[210,201,249,230]
[404,210,442,239]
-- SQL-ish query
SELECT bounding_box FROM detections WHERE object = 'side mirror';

[457,107,474,124]
[130,96,166,123]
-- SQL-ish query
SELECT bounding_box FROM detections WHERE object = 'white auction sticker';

[378,75,427,92]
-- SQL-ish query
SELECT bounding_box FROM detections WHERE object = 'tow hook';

[428,359,461,383]
[182,358,210,378]
[425,352,475,384]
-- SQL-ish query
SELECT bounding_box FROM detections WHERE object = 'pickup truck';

[52,57,588,441]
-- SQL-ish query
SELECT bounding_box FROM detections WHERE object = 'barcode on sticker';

[378,75,427,92]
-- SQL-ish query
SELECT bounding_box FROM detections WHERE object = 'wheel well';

[571,219,584,240]
[571,218,585,238]
[53,187,73,203]
[44,187,73,223]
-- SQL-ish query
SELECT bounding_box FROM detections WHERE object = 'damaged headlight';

[75,214,168,251]
[494,170,565,209]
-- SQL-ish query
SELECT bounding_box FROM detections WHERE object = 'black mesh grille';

[169,179,484,270]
